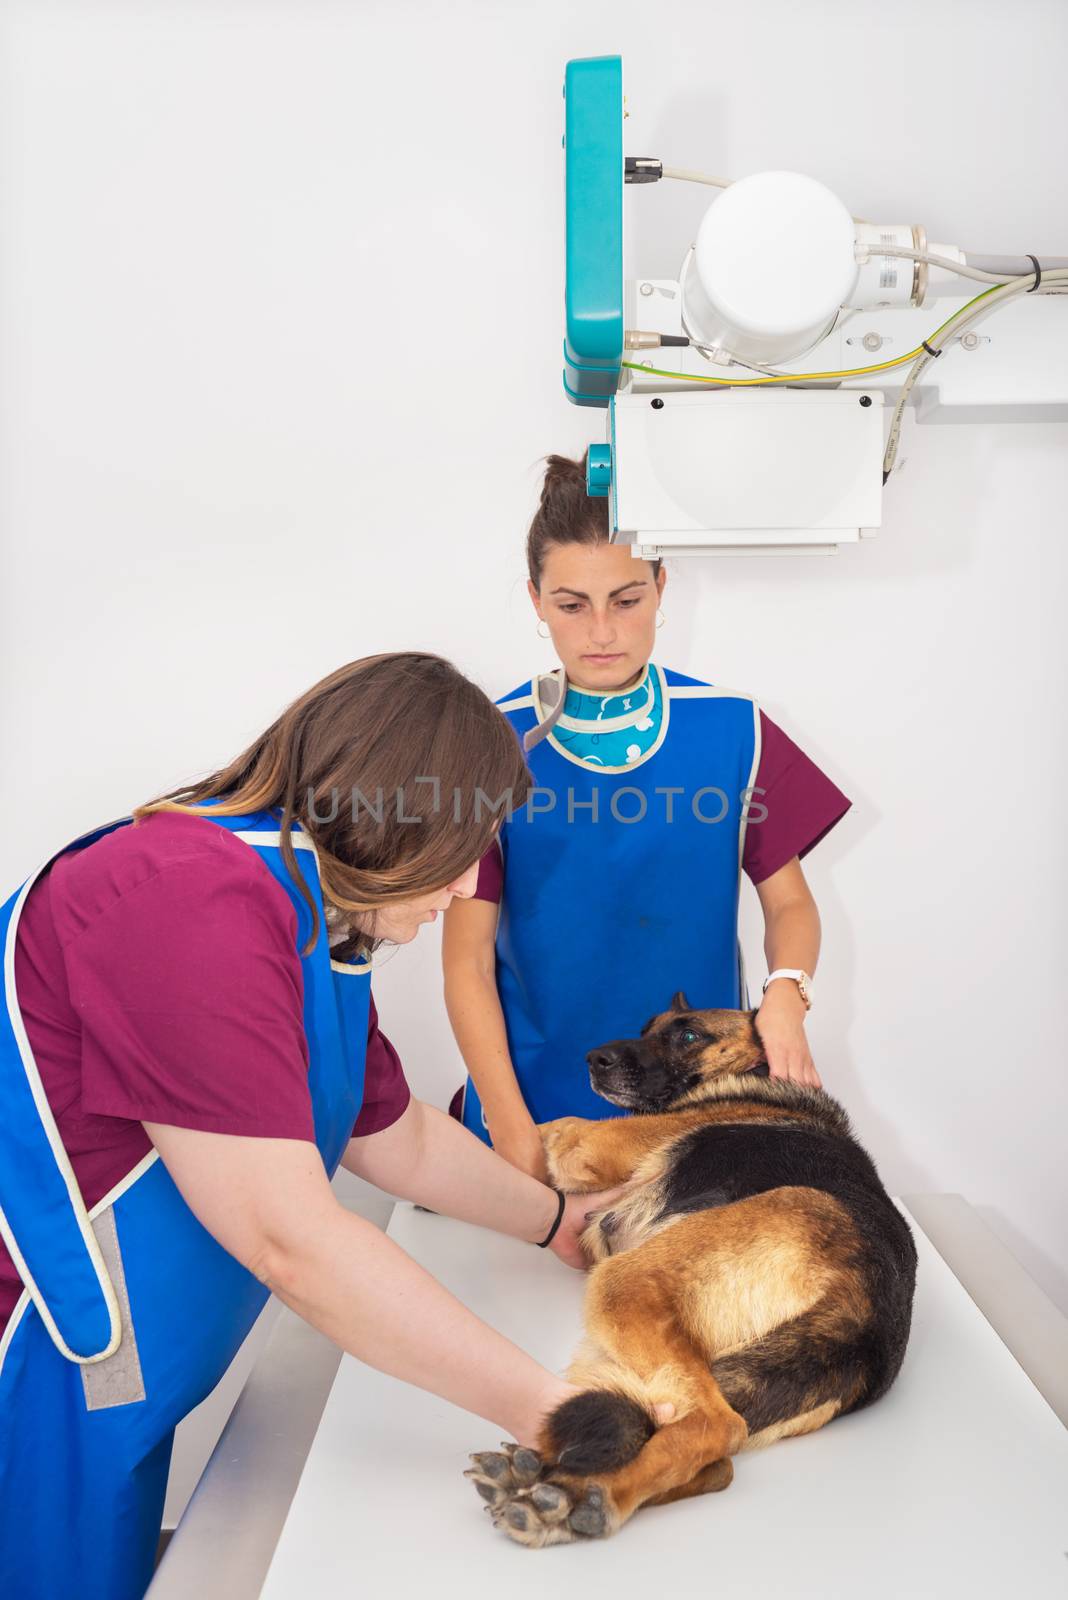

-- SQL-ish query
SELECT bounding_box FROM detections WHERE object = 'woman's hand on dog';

[485,1115,647,1270]
[548,1183,640,1272]
[755,984,822,1088]
[512,1377,676,1450]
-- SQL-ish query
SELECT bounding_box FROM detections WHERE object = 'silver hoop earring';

[536,620,551,639]
[656,608,665,629]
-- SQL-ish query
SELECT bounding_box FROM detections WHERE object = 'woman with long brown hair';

[0,651,666,1600]
[443,454,853,1180]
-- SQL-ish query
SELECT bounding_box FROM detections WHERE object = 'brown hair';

[525,452,662,588]
[133,653,530,956]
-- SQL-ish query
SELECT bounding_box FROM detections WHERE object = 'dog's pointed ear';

[671,990,692,1013]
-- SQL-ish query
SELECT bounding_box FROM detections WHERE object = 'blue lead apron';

[461,664,760,1141]
[0,806,371,1600]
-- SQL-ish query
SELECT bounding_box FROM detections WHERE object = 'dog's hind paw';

[465,1444,541,1501]
[464,1447,615,1547]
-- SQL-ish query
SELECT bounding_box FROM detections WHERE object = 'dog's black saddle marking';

[657,1121,887,1222]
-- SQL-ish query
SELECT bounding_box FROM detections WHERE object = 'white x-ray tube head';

[681,170,859,365]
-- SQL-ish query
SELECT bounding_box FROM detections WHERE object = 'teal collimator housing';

[562,55,624,409]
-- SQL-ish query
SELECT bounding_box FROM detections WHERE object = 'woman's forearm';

[266,1201,566,1445]
[756,888,823,1084]
[762,895,821,979]
[347,1097,559,1243]
[443,962,530,1128]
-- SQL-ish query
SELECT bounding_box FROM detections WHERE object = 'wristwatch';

[762,968,813,1010]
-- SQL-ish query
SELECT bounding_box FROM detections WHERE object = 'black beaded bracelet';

[536,1187,567,1248]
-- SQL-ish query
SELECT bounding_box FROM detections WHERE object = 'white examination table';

[150,1196,1068,1599]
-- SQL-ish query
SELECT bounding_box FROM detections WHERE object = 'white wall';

[2,0,1066,1527]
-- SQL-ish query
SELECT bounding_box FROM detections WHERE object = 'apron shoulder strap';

[523,669,569,752]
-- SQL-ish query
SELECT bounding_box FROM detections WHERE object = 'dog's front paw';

[536,1117,602,1191]
[464,1443,617,1548]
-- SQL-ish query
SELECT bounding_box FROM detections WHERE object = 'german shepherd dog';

[465,996,917,1547]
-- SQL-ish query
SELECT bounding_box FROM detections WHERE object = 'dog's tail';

[540,1389,656,1475]
[710,1301,876,1449]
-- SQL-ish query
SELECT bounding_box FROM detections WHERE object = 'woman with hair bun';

[0,652,671,1600]
[443,457,853,1181]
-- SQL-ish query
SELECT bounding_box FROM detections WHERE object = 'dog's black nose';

[587,1048,619,1072]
